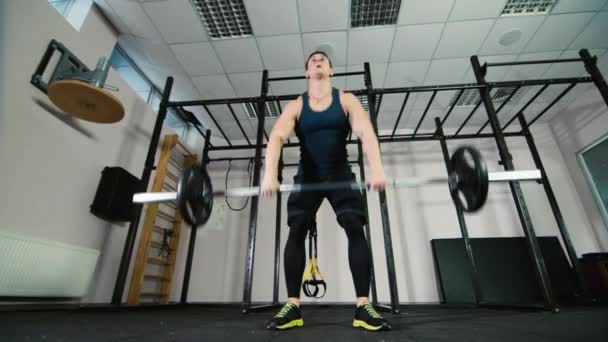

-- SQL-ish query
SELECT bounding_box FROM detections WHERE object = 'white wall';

[182,121,597,304]
[0,1,181,303]
[549,84,608,252]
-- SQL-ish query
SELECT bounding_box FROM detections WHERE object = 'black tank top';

[295,88,351,181]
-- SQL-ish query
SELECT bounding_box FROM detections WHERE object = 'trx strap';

[302,221,326,298]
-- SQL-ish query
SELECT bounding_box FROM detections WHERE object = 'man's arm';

[342,92,386,190]
[261,98,300,195]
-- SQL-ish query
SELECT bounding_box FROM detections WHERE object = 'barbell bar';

[132,169,540,203]
[131,146,543,227]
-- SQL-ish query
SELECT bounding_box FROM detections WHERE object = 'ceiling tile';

[302,31,348,66]
[434,19,495,58]
[398,0,455,25]
[384,61,430,87]
[390,24,443,62]
[346,64,386,90]
[424,58,469,85]
[407,90,461,113]
[411,91,446,110]
[440,107,473,130]
[497,84,548,113]
[533,82,577,107]
[136,62,200,101]
[170,42,224,76]
[599,50,608,76]
[167,72,201,101]
[205,104,239,124]
[141,0,208,44]
[95,0,133,35]
[544,49,606,79]
[449,0,507,21]
[245,0,300,36]
[348,27,395,65]
[551,0,607,13]
[479,16,545,55]
[187,106,213,130]
[376,113,401,132]
[267,69,307,96]
[503,51,562,80]
[220,122,252,142]
[461,54,518,83]
[569,12,608,49]
[257,35,305,70]
[377,93,412,112]
[524,13,594,53]
[192,74,236,100]
[227,98,250,117]
[298,0,349,32]
[106,0,163,41]
[228,72,264,97]
[404,107,448,131]
[433,90,461,109]
[118,34,183,70]
[213,38,263,73]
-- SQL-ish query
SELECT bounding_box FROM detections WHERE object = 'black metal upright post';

[272,153,284,305]
[435,117,483,305]
[471,56,558,312]
[518,113,591,300]
[242,70,269,313]
[180,129,212,303]
[580,49,608,106]
[112,77,174,305]
[364,62,400,314]
[357,142,379,305]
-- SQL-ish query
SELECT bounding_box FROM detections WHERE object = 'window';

[578,134,608,231]
[109,47,153,102]
[109,47,191,143]
[49,0,73,15]
[48,0,92,31]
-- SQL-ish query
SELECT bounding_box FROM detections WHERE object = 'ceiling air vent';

[357,95,370,111]
[449,87,519,107]
[244,102,280,119]
[351,0,402,28]
[501,0,557,16]
[191,0,253,40]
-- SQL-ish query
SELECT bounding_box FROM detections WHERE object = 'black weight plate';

[177,165,213,226]
[449,146,489,212]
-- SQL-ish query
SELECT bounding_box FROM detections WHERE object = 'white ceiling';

[94,0,608,143]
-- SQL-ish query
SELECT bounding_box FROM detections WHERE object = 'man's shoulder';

[338,90,357,104]
[282,96,303,117]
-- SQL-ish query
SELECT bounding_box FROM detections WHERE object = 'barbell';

[132,146,542,227]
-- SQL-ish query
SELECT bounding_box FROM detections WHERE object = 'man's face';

[306,53,332,79]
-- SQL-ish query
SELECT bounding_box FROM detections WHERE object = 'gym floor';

[2,305,607,341]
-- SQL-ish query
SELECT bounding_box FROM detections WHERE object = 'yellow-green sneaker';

[353,303,391,331]
[267,303,304,330]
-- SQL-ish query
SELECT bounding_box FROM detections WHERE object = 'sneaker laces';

[275,303,295,318]
[362,303,381,318]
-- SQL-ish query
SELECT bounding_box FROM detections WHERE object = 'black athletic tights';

[284,214,370,298]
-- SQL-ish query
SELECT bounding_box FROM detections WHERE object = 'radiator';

[0,232,99,298]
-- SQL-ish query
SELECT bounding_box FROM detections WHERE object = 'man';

[260,51,391,332]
